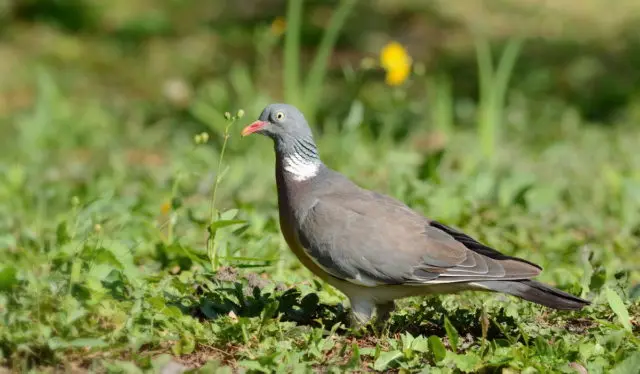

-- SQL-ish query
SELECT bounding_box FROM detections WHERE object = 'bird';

[241,103,590,328]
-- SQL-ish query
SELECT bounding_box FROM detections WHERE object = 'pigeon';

[241,103,590,327]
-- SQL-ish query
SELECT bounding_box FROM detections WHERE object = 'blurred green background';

[4,0,640,124]
[1,0,639,373]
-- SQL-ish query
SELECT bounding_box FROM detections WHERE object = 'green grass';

[475,36,523,161]
[0,68,639,373]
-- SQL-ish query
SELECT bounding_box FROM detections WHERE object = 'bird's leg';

[348,297,375,329]
[375,301,396,323]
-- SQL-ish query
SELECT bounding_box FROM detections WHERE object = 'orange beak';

[241,120,268,136]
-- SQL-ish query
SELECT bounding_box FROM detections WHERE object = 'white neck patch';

[283,153,320,181]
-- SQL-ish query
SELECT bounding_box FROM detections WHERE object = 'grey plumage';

[242,103,590,327]
[296,176,542,286]
[475,280,589,310]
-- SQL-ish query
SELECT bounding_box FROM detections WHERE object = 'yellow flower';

[160,201,171,215]
[379,41,412,86]
[271,17,287,36]
[385,62,411,86]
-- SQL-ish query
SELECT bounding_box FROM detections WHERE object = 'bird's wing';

[295,188,541,287]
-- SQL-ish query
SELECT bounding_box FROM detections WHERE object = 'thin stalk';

[284,0,303,106]
[207,117,236,270]
[304,0,358,118]
[209,127,232,223]
[167,173,183,244]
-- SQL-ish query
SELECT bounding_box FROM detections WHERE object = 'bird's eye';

[274,111,286,121]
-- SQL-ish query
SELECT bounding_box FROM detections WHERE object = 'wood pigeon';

[241,103,590,327]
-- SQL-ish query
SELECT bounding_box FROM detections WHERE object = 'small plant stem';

[207,118,236,270]
[210,136,229,223]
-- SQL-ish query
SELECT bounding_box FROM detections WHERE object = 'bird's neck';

[275,136,322,182]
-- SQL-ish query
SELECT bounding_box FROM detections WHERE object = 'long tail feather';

[474,279,590,310]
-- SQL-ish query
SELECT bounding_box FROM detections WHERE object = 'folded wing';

[296,188,541,287]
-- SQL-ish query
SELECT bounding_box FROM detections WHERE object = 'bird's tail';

[475,279,590,310]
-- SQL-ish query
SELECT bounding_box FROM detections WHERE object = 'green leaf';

[412,335,430,353]
[66,307,86,324]
[373,350,403,371]
[56,221,71,245]
[220,208,239,220]
[444,316,459,352]
[69,259,82,284]
[48,337,69,349]
[611,351,640,374]
[579,246,594,296]
[511,182,534,208]
[534,336,551,356]
[401,332,415,351]
[48,337,108,349]
[429,336,447,362]
[344,100,364,131]
[93,248,123,269]
[148,295,167,310]
[171,196,183,210]
[198,360,234,374]
[208,219,247,235]
[359,347,376,357]
[418,149,446,182]
[0,265,18,292]
[0,234,17,250]
[629,283,640,300]
[68,338,109,348]
[238,360,265,371]
[344,343,361,369]
[178,333,196,355]
[578,342,597,361]
[162,305,183,319]
[448,352,482,373]
[106,361,143,374]
[605,287,632,332]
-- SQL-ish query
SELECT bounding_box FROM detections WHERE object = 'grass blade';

[605,287,633,332]
[475,36,522,161]
[284,0,304,107]
[444,316,459,352]
[475,37,496,160]
[304,0,358,119]
[427,73,454,136]
[493,38,523,116]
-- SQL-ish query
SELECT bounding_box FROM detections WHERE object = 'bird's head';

[241,103,313,143]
